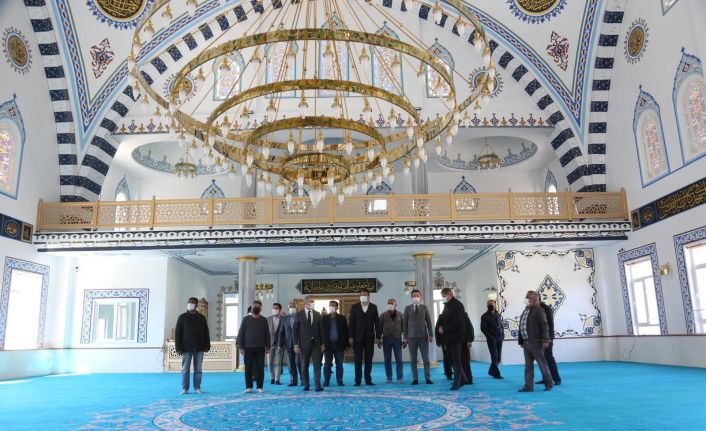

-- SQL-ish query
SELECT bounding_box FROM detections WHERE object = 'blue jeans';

[181,351,204,391]
[383,337,403,381]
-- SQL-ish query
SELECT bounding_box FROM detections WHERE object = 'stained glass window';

[319,40,348,97]
[641,113,667,180]
[426,42,453,98]
[214,52,244,101]
[0,121,18,196]
[372,26,402,94]
[266,42,296,98]
[684,80,706,156]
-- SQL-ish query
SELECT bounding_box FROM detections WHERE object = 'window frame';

[685,240,706,333]
[625,258,661,335]
[80,289,149,344]
[0,116,25,200]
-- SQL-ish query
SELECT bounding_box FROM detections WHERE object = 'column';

[237,256,258,322]
[413,252,437,365]
[411,161,428,194]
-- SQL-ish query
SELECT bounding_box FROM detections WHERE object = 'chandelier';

[174,146,197,178]
[403,280,416,294]
[254,266,274,300]
[130,0,493,206]
[433,270,460,299]
[477,139,501,170]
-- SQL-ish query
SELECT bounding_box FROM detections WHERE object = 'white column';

[411,162,428,194]
[413,252,437,364]
[237,256,258,321]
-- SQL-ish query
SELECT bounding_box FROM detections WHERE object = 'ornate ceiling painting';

[624,18,649,65]
[40,0,604,154]
[2,27,32,75]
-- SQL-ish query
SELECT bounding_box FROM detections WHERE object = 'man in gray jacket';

[402,289,434,385]
[266,303,284,384]
[517,290,553,392]
[380,298,404,383]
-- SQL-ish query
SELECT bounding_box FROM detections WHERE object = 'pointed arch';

[366,181,392,195]
[213,51,245,101]
[426,40,454,98]
[319,12,349,97]
[452,176,477,194]
[544,170,558,193]
[673,49,706,165]
[0,96,26,199]
[115,175,130,201]
[266,36,298,98]
[633,88,670,186]
[372,23,403,95]
[201,179,225,199]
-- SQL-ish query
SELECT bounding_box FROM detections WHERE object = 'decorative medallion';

[546,31,569,71]
[89,38,114,78]
[537,274,565,313]
[2,28,32,74]
[164,74,197,104]
[470,67,503,98]
[305,257,363,267]
[437,142,538,170]
[624,18,649,64]
[87,0,154,30]
[507,0,567,24]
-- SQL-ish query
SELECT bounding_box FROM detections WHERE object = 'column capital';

[412,252,435,259]
[236,256,259,262]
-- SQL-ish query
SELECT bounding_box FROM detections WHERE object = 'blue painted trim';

[632,88,672,188]
[80,289,149,344]
[673,225,706,334]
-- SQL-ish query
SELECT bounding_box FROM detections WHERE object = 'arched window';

[633,89,670,186]
[0,97,26,199]
[673,51,706,164]
[201,179,226,215]
[544,170,558,193]
[266,40,298,98]
[366,181,391,214]
[115,176,130,201]
[453,176,478,213]
[426,41,453,98]
[319,13,348,97]
[372,24,402,94]
[213,51,244,101]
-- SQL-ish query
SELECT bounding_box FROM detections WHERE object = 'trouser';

[407,338,431,381]
[267,345,285,381]
[445,341,467,387]
[180,351,204,391]
[353,338,375,384]
[543,341,561,383]
[286,346,302,384]
[383,337,403,381]
[323,346,344,384]
[244,347,266,389]
[441,344,453,378]
[301,341,323,388]
[461,342,473,384]
[486,337,503,377]
[523,342,552,390]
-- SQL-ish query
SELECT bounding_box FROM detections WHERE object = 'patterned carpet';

[1,362,705,430]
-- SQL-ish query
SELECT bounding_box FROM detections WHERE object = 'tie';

[308,310,312,326]
[415,304,418,314]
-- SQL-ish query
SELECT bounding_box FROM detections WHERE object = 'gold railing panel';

[35,191,628,231]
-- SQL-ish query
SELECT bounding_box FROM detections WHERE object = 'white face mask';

[288,307,296,315]
[360,295,368,303]
[412,297,421,304]
[272,309,280,316]
[387,304,395,311]
[524,298,531,306]
[442,296,449,304]
[307,302,316,310]
[328,306,337,314]
[187,303,196,311]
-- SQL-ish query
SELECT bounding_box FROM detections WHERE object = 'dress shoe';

[450,385,460,391]
[411,380,419,385]
[446,375,453,381]
[303,386,310,391]
[494,375,504,379]
[315,387,324,392]
[275,381,281,385]
[337,382,345,386]
[366,382,375,386]
[544,386,553,391]
[271,379,275,384]
[554,380,562,385]
[354,382,361,387]
[323,382,330,387]
[386,379,392,384]
[288,382,297,387]
[518,388,533,392]
[425,379,434,384]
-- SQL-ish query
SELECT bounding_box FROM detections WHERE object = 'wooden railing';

[36,190,628,231]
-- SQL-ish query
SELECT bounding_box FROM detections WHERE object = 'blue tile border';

[80,289,149,344]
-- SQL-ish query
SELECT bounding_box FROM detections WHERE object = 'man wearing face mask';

[293,296,326,392]
[436,287,467,390]
[480,299,504,379]
[237,301,271,393]
[266,303,284,385]
[517,291,553,392]
[380,298,404,383]
[175,297,211,395]
[321,300,349,386]
[403,289,434,385]
[348,288,381,386]
[279,301,302,387]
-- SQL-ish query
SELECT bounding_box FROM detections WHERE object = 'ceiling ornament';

[88,0,154,30]
[470,66,503,99]
[2,28,32,75]
[90,38,115,79]
[130,146,225,176]
[546,31,569,71]
[437,141,538,170]
[305,256,363,267]
[477,140,502,170]
[129,0,494,207]
[624,18,649,65]
[507,0,567,24]
[164,74,198,104]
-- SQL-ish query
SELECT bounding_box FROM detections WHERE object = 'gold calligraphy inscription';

[516,0,561,14]
[7,35,28,67]
[95,0,146,21]
[301,278,378,294]
[656,178,706,220]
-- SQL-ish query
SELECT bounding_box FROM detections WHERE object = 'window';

[634,90,669,185]
[91,298,138,342]
[266,41,297,98]
[114,176,130,231]
[625,258,661,335]
[224,293,239,339]
[684,80,706,152]
[214,51,244,101]
[0,118,23,198]
[685,241,706,333]
[426,42,453,98]
[453,176,478,213]
[365,181,391,215]
[372,25,402,95]
[0,258,49,350]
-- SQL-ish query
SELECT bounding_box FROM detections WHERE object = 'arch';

[633,88,670,186]
[426,40,454,98]
[201,179,225,199]
[115,175,130,201]
[544,170,558,193]
[452,176,477,194]
[366,181,393,195]
[213,51,245,101]
[319,12,349,97]
[372,23,403,95]
[673,49,706,165]
[265,33,298,98]
[0,96,26,199]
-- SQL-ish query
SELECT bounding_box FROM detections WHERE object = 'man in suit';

[537,300,562,386]
[293,295,326,392]
[266,303,284,384]
[518,290,553,392]
[321,300,348,386]
[437,287,467,390]
[348,288,381,386]
[403,289,434,385]
[480,299,504,379]
[460,312,475,386]
[279,300,302,386]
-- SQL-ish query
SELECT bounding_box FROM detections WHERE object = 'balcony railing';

[35,190,628,232]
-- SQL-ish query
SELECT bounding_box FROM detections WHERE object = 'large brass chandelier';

[129,0,493,206]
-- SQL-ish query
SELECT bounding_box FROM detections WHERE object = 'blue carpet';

[0,361,704,430]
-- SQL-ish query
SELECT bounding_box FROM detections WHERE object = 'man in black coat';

[175,297,210,394]
[293,296,326,392]
[480,299,504,379]
[437,287,467,390]
[460,312,475,385]
[321,300,349,386]
[537,301,562,385]
[347,288,381,386]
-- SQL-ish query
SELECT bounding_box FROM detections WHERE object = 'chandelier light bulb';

[327,175,334,189]
[473,33,483,52]
[219,57,231,73]
[266,99,277,114]
[331,96,342,111]
[140,94,150,112]
[456,19,467,37]
[245,170,253,187]
[388,170,395,184]
[367,170,374,181]
[487,77,496,93]
[487,63,496,79]
[240,106,250,119]
[403,157,411,176]
[338,193,345,205]
[413,153,420,168]
[228,164,237,181]
[416,135,424,148]
[416,62,425,84]
[194,68,206,85]
[432,0,443,24]
[462,110,471,127]
[285,191,293,203]
[344,135,353,155]
[483,47,491,67]
[246,152,254,167]
[390,55,401,76]
[220,116,230,137]
[360,178,368,192]
[362,98,373,121]
[287,131,296,154]
[450,122,459,136]
[434,76,446,94]
[127,53,136,72]
[297,172,304,188]
[132,35,142,52]
[276,179,286,196]
[186,0,198,16]
[316,130,325,152]
[406,118,414,139]
[265,177,272,192]
[380,153,388,169]
[358,46,370,66]
[144,20,155,38]
[323,42,334,60]
[179,82,189,100]
[161,5,173,25]
[207,149,215,163]
[420,149,428,163]
[367,145,375,162]
[286,44,296,65]
[262,144,270,159]
[251,48,261,65]
[446,133,453,146]
[177,131,186,148]
[481,89,491,106]
[387,108,396,128]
